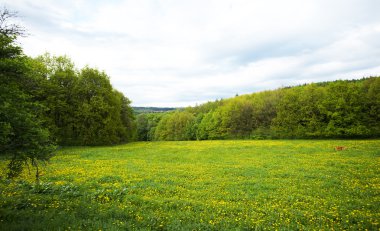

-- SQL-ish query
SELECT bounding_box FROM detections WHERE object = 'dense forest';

[1,47,136,147]
[34,54,137,145]
[137,77,380,141]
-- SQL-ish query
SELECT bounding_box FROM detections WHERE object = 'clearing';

[1,140,379,230]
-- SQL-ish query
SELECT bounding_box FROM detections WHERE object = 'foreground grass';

[0,140,379,230]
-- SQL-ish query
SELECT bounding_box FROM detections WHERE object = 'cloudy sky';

[5,0,380,107]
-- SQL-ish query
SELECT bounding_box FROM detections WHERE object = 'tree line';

[1,9,136,179]
[136,77,380,141]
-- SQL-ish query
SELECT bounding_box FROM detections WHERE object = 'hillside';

[136,77,380,141]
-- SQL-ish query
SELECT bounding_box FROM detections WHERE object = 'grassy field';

[1,140,379,230]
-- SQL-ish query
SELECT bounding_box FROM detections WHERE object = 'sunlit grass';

[1,140,379,230]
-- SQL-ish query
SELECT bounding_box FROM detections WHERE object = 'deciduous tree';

[0,8,55,182]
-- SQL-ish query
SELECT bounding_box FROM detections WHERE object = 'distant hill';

[133,107,177,114]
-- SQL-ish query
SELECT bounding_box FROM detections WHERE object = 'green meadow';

[1,140,379,230]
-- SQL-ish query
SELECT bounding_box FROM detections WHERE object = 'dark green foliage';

[35,54,136,146]
[186,113,203,140]
[136,114,149,141]
[141,77,380,141]
[136,113,164,141]
[73,67,124,145]
[119,93,137,142]
[0,33,55,180]
[35,54,78,144]
[365,77,380,135]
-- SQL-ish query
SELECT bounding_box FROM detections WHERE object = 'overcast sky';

[5,0,380,107]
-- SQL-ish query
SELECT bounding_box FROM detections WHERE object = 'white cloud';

[5,0,380,107]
